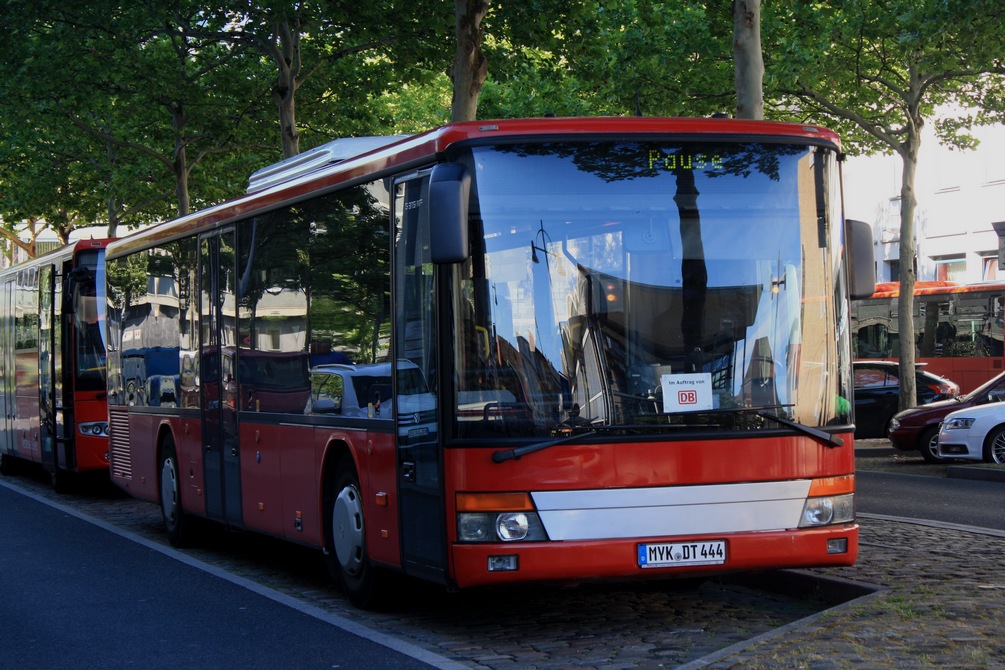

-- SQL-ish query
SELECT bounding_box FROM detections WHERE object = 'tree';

[226,1,450,158]
[766,0,1005,409]
[732,0,763,120]
[450,0,490,122]
[558,2,739,118]
[0,1,276,235]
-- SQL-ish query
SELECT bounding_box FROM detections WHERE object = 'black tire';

[918,426,948,463]
[50,468,71,493]
[324,455,387,609]
[983,425,1005,464]
[159,436,194,547]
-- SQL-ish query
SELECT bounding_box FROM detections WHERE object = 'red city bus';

[852,280,1005,393]
[0,239,113,490]
[104,117,874,608]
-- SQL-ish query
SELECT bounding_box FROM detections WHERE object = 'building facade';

[844,121,1005,285]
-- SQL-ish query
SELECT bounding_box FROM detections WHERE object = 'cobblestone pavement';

[703,443,1005,670]
[6,444,1005,670]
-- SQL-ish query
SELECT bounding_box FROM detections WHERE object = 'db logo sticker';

[678,390,698,404]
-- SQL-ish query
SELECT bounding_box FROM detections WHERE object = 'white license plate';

[637,541,726,568]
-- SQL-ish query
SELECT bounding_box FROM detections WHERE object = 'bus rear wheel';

[324,457,386,609]
[159,437,194,547]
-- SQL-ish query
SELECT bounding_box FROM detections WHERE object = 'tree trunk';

[450,0,490,123]
[732,0,763,120]
[106,196,119,239]
[171,104,191,217]
[896,127,921,411]
[273,19,301,158]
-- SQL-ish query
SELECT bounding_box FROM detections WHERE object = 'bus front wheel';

[325,457,386,609]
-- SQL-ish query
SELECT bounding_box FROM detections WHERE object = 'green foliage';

[2,0,1004,256]
[763,0,1005,155]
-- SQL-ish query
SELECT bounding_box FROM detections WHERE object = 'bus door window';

[394,175,439,485]
[199,229,242,525]
[394,172,446,579]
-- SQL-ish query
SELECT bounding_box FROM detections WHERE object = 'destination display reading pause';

[637,541,727,568]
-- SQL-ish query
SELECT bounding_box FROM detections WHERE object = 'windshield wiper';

[750,409,844,448]
[492,429,598,463]
[492,407,843,463]
[648,404,844,448]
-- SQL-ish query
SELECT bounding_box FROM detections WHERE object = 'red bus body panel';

[442,434,857,587]
[113,412,404,562]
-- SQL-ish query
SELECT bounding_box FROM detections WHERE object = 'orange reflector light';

[456,492,535,512]
[808,474,855,497]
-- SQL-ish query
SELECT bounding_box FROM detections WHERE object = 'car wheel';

[982,425,1005,464]
[159,436,194,547]
[324,455,389,609]
[918,426,948,463]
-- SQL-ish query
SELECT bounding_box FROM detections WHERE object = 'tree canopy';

[2,0,1003,276]
[764,0,1005,407]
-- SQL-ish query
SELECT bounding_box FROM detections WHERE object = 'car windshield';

[450,140,851,440]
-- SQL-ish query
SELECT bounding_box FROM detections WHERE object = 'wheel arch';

[320,438,355,527]
[154,422,181,504]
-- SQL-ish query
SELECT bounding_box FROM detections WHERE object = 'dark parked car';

[853,361,960,441]
[889,369,1005,462]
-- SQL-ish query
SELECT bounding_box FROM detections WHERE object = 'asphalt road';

[0,483,452,670]
[856,468,1005,531]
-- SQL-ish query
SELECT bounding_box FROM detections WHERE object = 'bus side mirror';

[429,162,470,264]
[846,219,876,300]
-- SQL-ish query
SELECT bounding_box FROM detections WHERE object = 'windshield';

[451,140,850,439]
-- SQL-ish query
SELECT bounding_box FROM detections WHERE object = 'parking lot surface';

[5,442,1004,669]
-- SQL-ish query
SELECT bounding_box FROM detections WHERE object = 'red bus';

[852,280,1005,393]
[104,117,874,607]
[0,239,113,490]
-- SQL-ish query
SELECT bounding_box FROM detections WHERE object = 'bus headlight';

[497,512,531,541]
[457,511,548,542]
[799,493,855,527]
[78,421,109,437]
[455,492,549,543]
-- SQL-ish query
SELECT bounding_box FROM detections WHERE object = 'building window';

[934,257,966,282]
[888,260,899,282]
[982,256,999,282]
[982,125,1005,184]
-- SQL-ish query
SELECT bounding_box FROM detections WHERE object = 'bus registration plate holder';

[637,541,726,568]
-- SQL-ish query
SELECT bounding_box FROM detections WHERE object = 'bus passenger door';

[0,277,14,459]
[38,264,59,474]
[199,229,243,525]
[394,174,447,583]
